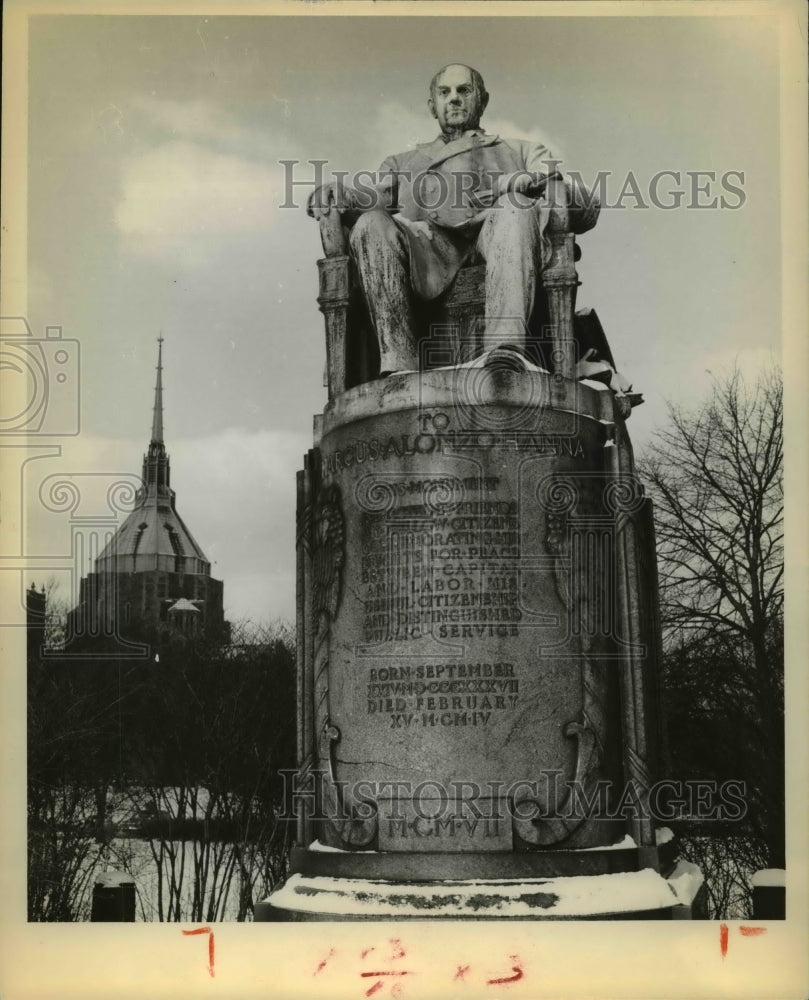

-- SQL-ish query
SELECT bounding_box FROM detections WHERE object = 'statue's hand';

[307,183,358,221]
[511,172,538,197]
[496,170,561,199]
[498,170,548,198]
[307,183,336,220]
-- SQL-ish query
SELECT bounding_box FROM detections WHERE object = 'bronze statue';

[308,64,600,378]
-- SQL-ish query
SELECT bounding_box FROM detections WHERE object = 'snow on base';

[577,834,636,852]
[666,860,704,906]
[269,869,681,918]
[750,869,786,888]
[579,378,610,392]
[655,826,675,845]
[309,837,636,854]
[308,840,377,854]
[95,870,136,888]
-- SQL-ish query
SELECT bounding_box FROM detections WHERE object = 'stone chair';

[311,178,617,402]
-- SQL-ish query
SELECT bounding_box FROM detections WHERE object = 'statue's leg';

[349,210,418,374]
[476,193,546,351]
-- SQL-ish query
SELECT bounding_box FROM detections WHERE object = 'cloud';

[126,94,300,164]
[113,138,313,273]
[115,141,277,247]
[486,118,566,160]
[114,94,310,270]
[364,102,430,166]
[129,95,245,143]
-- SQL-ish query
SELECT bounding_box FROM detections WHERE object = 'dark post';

[751,870,786,919]
[90,872,136,922]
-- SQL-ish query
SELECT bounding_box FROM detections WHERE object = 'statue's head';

[428,64,489,136]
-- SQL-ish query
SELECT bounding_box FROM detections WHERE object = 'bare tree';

[641,365,783,651]
[27,651,121,920]
[29,567,296,923]
[119,619,296,921]
[42,576,69,650]
[639,365,784,889]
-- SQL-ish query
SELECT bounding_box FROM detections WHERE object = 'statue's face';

[428,65,487,135]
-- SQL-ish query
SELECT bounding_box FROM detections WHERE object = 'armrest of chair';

[542,177,579,380]
[545,173,600,236]
[308,207,356,400]
[312,207,351,258]
[545,174,571,235]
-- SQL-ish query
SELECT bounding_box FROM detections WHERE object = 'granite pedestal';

[259,360,682,920]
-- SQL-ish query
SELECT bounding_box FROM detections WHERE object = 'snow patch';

[270,869,681,918]
[577,834,636,852]
[95,870,136,888]
[666,860,704,906]
[750,869,785,888]
[308,839,377,854]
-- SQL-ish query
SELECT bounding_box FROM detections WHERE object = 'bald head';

[429,64,488,103]
[428,64,489,138]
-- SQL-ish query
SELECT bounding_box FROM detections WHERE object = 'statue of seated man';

[308,63,600,376]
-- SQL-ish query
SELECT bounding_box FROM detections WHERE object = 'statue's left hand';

[496,171,557,199]
[307,183,359,221]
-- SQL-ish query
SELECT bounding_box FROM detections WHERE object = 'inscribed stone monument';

[256,65,705,920]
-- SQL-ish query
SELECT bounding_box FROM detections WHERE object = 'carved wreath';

[312,483,346,624]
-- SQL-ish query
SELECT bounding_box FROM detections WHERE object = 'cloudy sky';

[21,10,782,623]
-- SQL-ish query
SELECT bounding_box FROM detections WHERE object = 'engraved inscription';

[322,424,585,477]
[360,479,526,643]
[386,816,504,839]
[366,661,520,729]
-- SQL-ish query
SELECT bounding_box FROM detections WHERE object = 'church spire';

[151,335,164,445]
[142,336,171,498]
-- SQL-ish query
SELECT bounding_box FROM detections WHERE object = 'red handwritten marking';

[389,938,406,959]
[454,964,471,981]
[739,926,768,937]
[486,956,524,985]
[182,926,215,978]
[361,938,411,996]
[361,946,376,959]
[719,923,729,958]
[315,948,336,975]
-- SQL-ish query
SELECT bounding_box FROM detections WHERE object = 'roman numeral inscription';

[367,662,519,729]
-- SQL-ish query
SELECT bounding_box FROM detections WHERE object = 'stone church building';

[67,340,227,649]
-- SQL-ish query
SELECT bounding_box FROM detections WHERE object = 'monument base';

[281,365,689,921]
[254,858,705,921]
